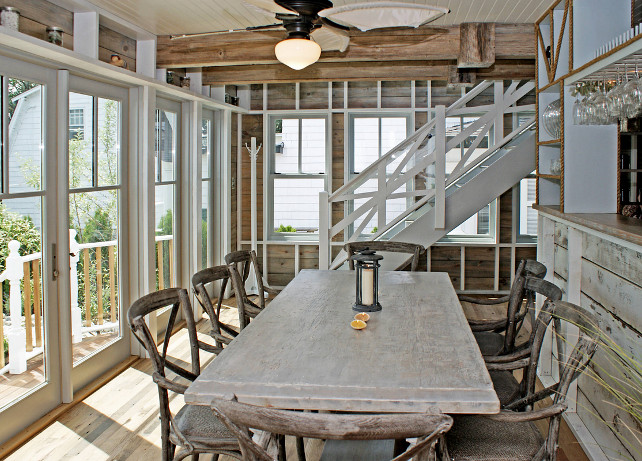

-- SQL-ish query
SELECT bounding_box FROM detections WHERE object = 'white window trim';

[267,113,330,242]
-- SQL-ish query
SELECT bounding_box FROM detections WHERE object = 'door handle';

[52,243,59,280]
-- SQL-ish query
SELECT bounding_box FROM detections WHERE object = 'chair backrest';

[513,299,600,458]
[192,265,237,345]
[128,288,201,382]
[225,249,267,309]
[344,241,425,272]
[502,261,551,353]
[227,263,255,331]
[211,396,453,461]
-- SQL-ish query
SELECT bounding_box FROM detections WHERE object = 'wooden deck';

[0,333,118,410]
[3,297,587,461]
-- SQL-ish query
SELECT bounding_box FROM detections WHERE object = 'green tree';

[8,79,37,120]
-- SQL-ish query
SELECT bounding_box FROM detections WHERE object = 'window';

[201,113,214,269]
[269,116,328,238]
[69,108,84,140]
[519,174,537,239]
[349,115,410,235]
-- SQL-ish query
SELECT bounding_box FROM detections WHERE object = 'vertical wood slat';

[168,239,174,287]
[84,249,91,327]
[96,248,103,325]
[23,262,33,352]
[157,241,165,290]
[32,260,42,348]
[109,246,116,323]
[0,281,4,368]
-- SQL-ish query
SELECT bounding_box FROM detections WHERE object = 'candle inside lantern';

[361,268,374,305]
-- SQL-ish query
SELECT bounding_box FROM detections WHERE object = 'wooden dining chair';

[483,277,562,406]
[127,288,240,461]
[211,394,453,461]
[459,259,548,357]
[227,263,264,331]
[225,249,280,310]
[443,300,600,461]
[344,241,425,272]
[192,265,239,349]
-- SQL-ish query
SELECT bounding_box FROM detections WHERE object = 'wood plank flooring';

[3,296,588,461]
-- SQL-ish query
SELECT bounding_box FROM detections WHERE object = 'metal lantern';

[351,250,383,312]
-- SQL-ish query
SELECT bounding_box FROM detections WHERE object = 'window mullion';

[92,97,99,187]
[298,118,303,174]
[2,77,8,194]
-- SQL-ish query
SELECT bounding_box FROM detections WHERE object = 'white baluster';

[0,241,27,374]
[69,230,82,343]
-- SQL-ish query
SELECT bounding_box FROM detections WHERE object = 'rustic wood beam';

[201,59,535,85]
[458,23,495,68]
[158,24,533,69]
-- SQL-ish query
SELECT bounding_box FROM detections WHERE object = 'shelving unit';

[535,0,630,213]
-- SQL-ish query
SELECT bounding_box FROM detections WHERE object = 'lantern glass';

[351,251,383,312]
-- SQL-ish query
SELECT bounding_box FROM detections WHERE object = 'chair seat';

[175,404,237,445]
[446,415,544,461]
[473,331,504,356]
[489,370,520,406]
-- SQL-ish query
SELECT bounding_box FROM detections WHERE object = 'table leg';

[296,436,306,461]
[393,438,409,456]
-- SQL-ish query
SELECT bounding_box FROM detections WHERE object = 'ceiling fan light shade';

[275,37,321,70]
[319,2,449,31]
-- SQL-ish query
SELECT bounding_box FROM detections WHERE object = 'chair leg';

[278,434,286,461]
[192,454,199,461]
[296,436,306,461]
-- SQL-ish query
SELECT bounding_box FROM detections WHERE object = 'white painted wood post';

[378,162,387,231]
[494,81,504,145]
[319,191,330,270]
[69,230,82,344]
[246,137,260,295]
[434,105,446,230]
[0,241,27,374]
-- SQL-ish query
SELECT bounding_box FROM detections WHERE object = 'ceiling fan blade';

[319,2,449,31]
[170,23,283,39]
[242,0,293,15]
[311,26,349,52]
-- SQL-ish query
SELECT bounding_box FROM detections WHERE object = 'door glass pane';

[301,119,325,174]
[274,118,299,174]
[201,181,209,269]
[69,93,94,189]
[273,178,324,232]
[97,98,120,187]
[156,110,177,182]
[155,184,174,289]
[69,191,120,364]
[202,119,211,179]
[8,79,43,192]
[0,198,45,409]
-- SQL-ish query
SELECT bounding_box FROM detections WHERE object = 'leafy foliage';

[7,79,38,120]
[276,224,296,233]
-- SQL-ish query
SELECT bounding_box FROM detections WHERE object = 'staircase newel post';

[319,191,330,270]
[435,105,446,230]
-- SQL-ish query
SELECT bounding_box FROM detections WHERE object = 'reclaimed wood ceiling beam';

[157,24,533,69]
[201,59,535,85]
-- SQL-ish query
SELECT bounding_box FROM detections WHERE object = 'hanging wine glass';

[623,64,642,118]
[572,96,583,125]
[607,70,626,120]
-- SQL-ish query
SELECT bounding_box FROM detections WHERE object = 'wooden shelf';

[537,173,562,179]
[0,26,247,113]
[538,139,561,145]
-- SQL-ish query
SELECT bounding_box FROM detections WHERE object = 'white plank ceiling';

[86,0,551,36]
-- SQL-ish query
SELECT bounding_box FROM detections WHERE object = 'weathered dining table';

[185,269,499,416]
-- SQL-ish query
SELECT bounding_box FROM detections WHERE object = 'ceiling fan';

[171,0,449,70]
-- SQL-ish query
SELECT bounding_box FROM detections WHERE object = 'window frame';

[517,172,538,243]
[267,113,330,242]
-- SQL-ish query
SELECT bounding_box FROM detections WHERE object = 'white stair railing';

[319,80,535,270]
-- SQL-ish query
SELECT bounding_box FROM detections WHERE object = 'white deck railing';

[318,80,535,270]
[1,233,173,375]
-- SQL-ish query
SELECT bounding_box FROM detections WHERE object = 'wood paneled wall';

[0,0,136,69]
[234,80,536,290]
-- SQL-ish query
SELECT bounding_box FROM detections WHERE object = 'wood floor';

[2,298,588,461]
[0,332,118,409]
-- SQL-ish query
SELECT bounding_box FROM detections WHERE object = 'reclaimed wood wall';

[231,80,536,290]
[0,0,136,69]
[547,217,642,461]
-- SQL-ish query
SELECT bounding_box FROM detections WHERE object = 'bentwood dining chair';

[443,301,600,461]
[225,249,280,311]
[127,288,240,461]
[212,394,453,461]
[227,263,264,331]
[192,265,239,349]
[459,260,548,357]
[344,241,425,272]
[484,277,562,406]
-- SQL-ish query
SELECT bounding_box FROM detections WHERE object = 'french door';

[67,76,131,392]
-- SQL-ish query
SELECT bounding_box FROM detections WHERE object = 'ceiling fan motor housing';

[275,0,333,38]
